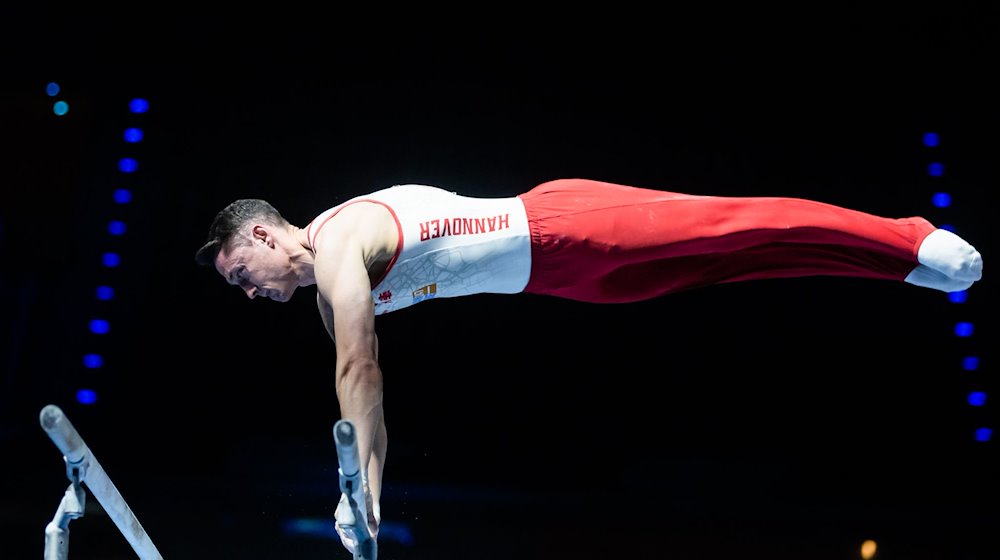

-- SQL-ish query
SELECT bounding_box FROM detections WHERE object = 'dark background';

[2,7,997,559]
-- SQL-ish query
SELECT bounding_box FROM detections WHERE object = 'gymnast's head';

[195,199,304,302]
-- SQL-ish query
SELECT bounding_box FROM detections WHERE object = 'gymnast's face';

[215,227,298,302]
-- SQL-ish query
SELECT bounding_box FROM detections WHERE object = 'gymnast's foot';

[905,229,983,292]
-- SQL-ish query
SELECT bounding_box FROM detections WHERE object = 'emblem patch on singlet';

[412,284,437,303]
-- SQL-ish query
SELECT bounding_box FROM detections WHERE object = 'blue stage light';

[968,391,987,406]
[76,389,98,405]
[931,192,951,208]
[113,189,132,203]
[83,354,103,368]
[89,319,110,334]
[124,127,144,143]
[948,291,967,304]
[118,158,138,173]
[954,322,974,337]
[129,98,150,113]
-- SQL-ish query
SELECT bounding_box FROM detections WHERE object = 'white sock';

[904,264,975,292]
[916,229,983,282]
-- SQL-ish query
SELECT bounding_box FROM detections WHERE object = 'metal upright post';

[334,419,377,560]
[40,404,164,560]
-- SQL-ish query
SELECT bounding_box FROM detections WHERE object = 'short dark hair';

[195,199,289,267]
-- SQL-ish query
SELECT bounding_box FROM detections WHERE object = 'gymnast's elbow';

[335,354,384,397]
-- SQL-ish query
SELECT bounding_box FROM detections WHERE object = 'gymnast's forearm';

[367,409,387,515]
[336,357,385,497]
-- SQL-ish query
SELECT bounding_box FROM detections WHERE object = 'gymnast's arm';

[314,226,386,532]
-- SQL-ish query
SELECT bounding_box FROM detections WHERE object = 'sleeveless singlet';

[306,184,532,315]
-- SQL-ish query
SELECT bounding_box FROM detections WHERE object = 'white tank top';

[306,184,532,315]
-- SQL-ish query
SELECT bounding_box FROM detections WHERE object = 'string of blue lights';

[924,131,990,444]
[50,82,151,407]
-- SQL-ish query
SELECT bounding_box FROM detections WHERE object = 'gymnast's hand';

[334,482,380,555]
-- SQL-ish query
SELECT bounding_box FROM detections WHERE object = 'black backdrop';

[2,7,997,559]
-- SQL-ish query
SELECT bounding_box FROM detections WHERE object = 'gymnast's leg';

[519,179,983,302]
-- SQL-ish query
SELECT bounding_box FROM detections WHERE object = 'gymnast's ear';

[251,225,272,245]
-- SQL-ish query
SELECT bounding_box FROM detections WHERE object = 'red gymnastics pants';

[517,178,937,303]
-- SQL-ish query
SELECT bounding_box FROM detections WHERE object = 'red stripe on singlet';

[306,199,404,288]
